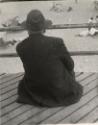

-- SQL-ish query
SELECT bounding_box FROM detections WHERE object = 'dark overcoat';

[16,34,83,107]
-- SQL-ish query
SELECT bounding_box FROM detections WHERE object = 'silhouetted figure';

[16,10,83,107]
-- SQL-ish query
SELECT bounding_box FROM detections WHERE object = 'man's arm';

[16,41,24,57]
[57,38,74,71]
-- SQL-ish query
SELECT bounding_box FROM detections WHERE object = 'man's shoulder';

[18,37,29,45]
[22,37,29,43]
[44,35,63,43]
[16,37,29,51]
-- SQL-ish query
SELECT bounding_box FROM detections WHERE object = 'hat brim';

[20,19,52,30]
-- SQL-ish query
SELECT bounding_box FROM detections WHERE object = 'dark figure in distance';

[16,10,83,107]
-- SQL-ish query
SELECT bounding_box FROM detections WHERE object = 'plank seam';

[57,94,98,124]
[1,73,96,110]
[84,77,98,86]
[2,108,46,125]
[38,86,98,124]
[0,73,96,124]
[75,104,98,123]
[78,73,95,83]
[0,78,21,90]
[1,96,17,109]
[1,104,22,117]
[1,81,19,95]
[0,74,24,85]
[17,109,47,125]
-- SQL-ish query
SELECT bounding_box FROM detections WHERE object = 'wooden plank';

[0,73,91,111]
[21,108,63,125]
[0,74,19,84]
[25,77,98,124]
[1,103,22,117]
[57,80,98,124]
[0,75,23,90]
[0,72,85,124]
[1,75,82,108]
[80,73,98,86]
[0,72,83,115]
[38,83,97,124]
[1,105,34,124]
[1,106,45,125]
[0,73,82,115]
[83,80,98,94]
[1,89,17,102]
[20,122,36,125]
[76,73,94,82]
[0,74,13,85]
[40,90,97,124]
[3,108,46,125]
[1,83,18,95]
[1,95,17,108]
[77,107,98,123]
[0,73,23,85]
[59,96,98,123]
[75,72,83,77]
[19,74,97,124]
[1,71,92,125]
[20,76,98,124]
[0,75,96,123]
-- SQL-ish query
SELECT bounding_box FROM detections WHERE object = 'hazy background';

[0,0,98,73]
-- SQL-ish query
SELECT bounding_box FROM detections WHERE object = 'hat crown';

[26,10,46,31]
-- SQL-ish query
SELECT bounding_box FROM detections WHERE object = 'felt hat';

[26,10,46,32]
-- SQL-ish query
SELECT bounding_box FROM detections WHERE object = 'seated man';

[16,10,83,107]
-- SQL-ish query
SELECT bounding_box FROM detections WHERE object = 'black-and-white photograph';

[0,0,98,125]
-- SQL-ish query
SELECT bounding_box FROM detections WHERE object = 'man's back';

[16,9,83,107]
[16,34,83,107]
[17,34,69,83]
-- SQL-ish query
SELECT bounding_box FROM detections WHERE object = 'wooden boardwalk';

[0,72,98,125]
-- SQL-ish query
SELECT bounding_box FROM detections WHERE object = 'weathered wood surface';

[0,72,98,125]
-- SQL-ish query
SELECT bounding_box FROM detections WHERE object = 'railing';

[0,23,98,57]
[0,51,98,58]
[0,23,98,32]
